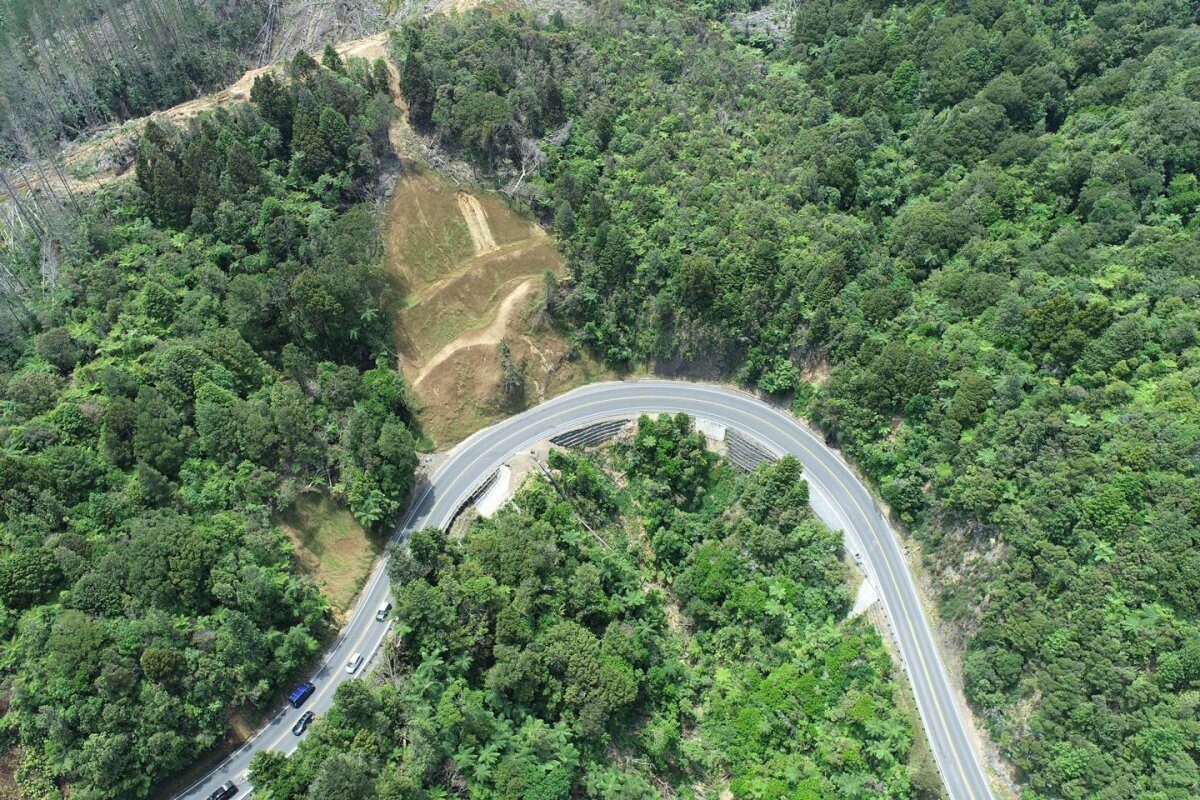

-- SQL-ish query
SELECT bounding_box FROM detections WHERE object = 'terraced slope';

[384,166,612,444]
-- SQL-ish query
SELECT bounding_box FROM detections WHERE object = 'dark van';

[288,681,315,708]
[208,782,237,800]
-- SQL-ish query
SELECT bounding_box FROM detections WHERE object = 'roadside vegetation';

[0,51,417,798]
[251,414,938,800]
[398,2,1200,797]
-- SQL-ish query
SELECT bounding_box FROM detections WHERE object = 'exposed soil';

[800,353,832,386]
[411,319,613,444]
[398,239,560,361]
[385,173,541,297]
[0,747,17,800]
[386,169,555,369]
[382,155,614,445]
[413,276,541,386]
[456,191,500,253]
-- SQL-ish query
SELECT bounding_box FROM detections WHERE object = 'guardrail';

[445,467,501,528]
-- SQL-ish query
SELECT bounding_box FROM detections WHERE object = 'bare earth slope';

[384,165,612,444]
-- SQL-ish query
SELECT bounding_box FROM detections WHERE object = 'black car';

[208,782,237,800]
[292,710,315,736]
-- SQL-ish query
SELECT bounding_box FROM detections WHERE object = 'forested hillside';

[399,2,1200,797]
[251,414,936,800]
[0,0,269,156]
[0,51,414,798]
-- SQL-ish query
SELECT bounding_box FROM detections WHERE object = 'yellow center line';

[424,384,979,798]
[243,382,981,800]
[671,389,981,800]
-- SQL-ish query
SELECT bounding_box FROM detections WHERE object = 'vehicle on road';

[208,782,237,800]
[345,653,363,674]
[176,381,992,800]
[292,711,315,736]
[376,601,392,621]
[287,682,315,708]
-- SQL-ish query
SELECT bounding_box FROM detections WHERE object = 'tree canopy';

[399,2,1200,796]
[253,415,931,800]
[0,51,414,799]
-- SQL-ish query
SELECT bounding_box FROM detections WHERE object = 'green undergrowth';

[250,413,941,800]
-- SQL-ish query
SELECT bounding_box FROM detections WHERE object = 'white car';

[345,653,363,674]
[376,601,392,622]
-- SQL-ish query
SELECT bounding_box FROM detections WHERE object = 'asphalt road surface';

[177,380,993,800]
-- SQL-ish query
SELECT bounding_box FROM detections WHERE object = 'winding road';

[178,380,993,800]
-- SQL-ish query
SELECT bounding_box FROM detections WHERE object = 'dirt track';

[382,158,615,444]
[6,14,607,447]
[3,32,395,201]
[412,276,540,386]
[388,169,558,374]
[456,191,499,254]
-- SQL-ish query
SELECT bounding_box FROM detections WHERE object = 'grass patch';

[277,493,383,619]
[382,162,620,447]
[384,169,476,292]
[399,241,562,359]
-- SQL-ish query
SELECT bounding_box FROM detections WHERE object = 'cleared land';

[4,32,398,200]
[276,493,382,620]
[6,18,610,449]
[385,165,613,444]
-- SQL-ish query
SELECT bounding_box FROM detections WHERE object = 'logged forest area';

[1,1,270,150]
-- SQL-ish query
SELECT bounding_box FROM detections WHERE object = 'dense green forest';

[399,2,1200,798]
[251,414,934,800]
[0,0,268,157]
[0,51,412,799]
